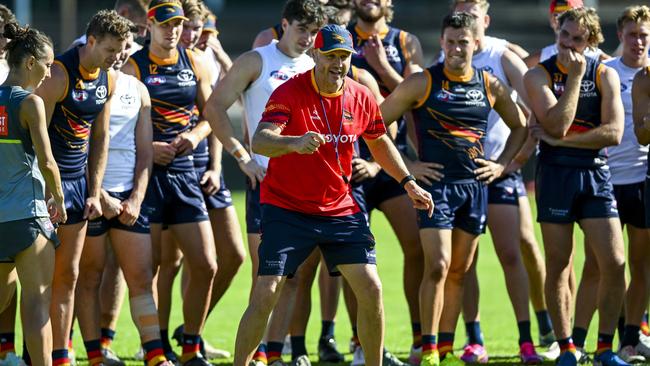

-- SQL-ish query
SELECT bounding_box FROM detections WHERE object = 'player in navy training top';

[34,10,131,366]
[380,12,527,366]
[524,7,628,366]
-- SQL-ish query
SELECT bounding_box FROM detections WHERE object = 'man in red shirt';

[231,24,433,366]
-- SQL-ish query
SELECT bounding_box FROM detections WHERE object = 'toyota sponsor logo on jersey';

[465,89,486,107]
[72,89,88,102]
[324,134,358,144]
[270,70,290,80]
[580,80,597,97]
[145,75,166,86]
[95,85,108,104]
[177,69,196,87]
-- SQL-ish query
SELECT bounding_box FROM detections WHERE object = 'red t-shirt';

[259,69,387,216]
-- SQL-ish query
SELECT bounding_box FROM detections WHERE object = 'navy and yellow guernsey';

[412,63,495,184]
[270,23,284,41]
[128,45,199,171]
[48,47,110,179]
[348,23,411,158]
[538,55,605,168]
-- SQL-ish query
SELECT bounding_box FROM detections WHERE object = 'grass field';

[10,191,616,365]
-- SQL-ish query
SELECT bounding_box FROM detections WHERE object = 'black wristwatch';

[399,174,416,189]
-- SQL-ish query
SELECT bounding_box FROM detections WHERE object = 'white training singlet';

[539,43,603,63]
[484,36,508,50]
[0,60,8,84]
[102,72,142,192]
[243,40,314,168]
[604,57,648,185]
[202,46,222,88]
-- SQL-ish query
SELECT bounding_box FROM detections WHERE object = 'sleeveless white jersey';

[202,47,222,88]
[0,60,8,84]
[484,36,508,50]
[539,43,603,62]
[103,72,142,192]
[243,41,314,168]
[604,57,647,185]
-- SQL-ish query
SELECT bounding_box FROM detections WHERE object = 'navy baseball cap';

[314,24,356,54]
[148,1,188,24]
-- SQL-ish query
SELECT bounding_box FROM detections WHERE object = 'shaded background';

[0,0,641,188]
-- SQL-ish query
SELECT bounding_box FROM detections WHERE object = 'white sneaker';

[575,347,591,365]
[618,345,646,363]
[269,360,287,366]
[291,355,311,366]
[282,335,292,356]
[134,347,145,361]
[68,348,77,366]
[351,345,365,366]
[541,342,560,361]
[408,346,422,366]
[203,340,230,359]
[102,348,125,366]
[2,353,26,366]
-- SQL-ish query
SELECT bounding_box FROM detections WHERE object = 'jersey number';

[149,64,158,75]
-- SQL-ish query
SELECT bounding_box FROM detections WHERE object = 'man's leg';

[288,250,320,361]
[234,276,286,366]
[158,231,183,356]
[461,250,486,363]
[573,244,598,351]
[437,229,479,360]
[99,243,126,355]
[0,270,17,360]
[317,257,344,362]
[338,264,384,366]
[580,218,626,357]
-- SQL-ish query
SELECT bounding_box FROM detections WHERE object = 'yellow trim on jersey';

[399,31,411,65]
[186,48,200,82]
[310,69,344,97]
[354,24,389,40]
[555,60,568,74]
[270,26,279,41]
[127,58,141,81]
[483,70,495,108]
[78,63,100,80]
[443,66,473,82]
[0,139,21,144]
[595,63,605,93]
[148,49,179,66]
[414,69,432,109]
[53,60,69,103]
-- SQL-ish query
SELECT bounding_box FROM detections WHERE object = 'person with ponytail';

[0,22,66,366]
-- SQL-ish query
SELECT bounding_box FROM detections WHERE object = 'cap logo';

[333,34,346,43]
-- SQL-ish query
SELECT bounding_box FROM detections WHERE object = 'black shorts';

[487,171,527,205]
[361,171,404,212]
[418,181,488,235]
[87,190,151,236]
[536,163,618,223]
[62,175,88,225]
[0,217,59,262]
[195,167,233,210]
[258,204,376,277]
[145,169,209,226]
[613,181,648,229]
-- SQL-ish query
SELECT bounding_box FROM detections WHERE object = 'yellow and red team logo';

[0,106,7,136]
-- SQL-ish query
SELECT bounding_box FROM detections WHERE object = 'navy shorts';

[488,171,527,205]
[62,175,88,225]
[258,204,376,277]
[246,180,262,234]
[536,163,618,223]
[145,169,209,225]
[417,181,487,235]
[87,190,151,236]
[613,182,648,229]
[351,182,368,217]
[361,170,404,212]
[195,167,233,210]
[0,217,59,262]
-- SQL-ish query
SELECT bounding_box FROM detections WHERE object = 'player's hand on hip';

[404,181,434,217]
[240,159,266,190]
[48,197,67,224]
[293,131,325,154]
[351,158,381,183]
[118,197,141,226]
[406,159,444,185]
[84,196,103,221]
[153,141,177,166]
[474,158,505,184]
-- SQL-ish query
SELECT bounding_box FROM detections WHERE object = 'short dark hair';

[0,5,16,27]
[3,22,53,69]
[114,0,148,18]
[86,9,136,41]
[282,0,327,28]
[441,11,478,37]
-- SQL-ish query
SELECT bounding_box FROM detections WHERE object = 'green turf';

[10,192,624,365]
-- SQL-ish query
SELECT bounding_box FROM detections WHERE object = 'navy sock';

[622,325,640,347]
[321,321,335,339]
[597,333,614,355]
[22,341,31,366]
[572,327,588,348]
[160,329,172,353]
[518,321,533,345]
[438,333,454,358]
[291,336,307,359]
[465,321,484,346]
[535,310,554,335]
[618,317,626,345]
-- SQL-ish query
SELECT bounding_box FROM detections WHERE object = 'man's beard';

[356,6,386,23]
